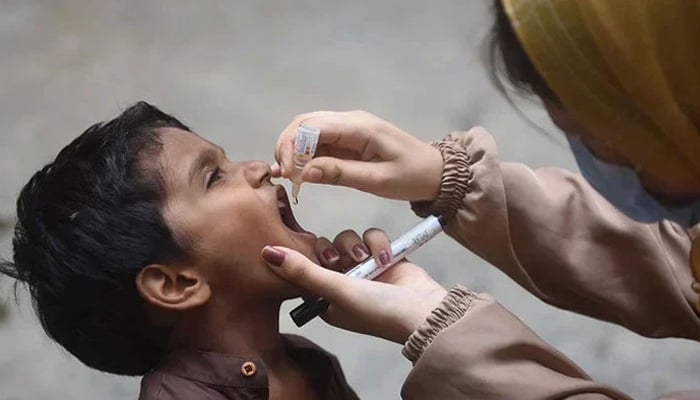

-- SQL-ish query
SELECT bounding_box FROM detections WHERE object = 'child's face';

[154,128,317,299]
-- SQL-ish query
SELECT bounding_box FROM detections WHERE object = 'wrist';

[410,139,471,219]
[419,145,444,201]
[401,285,476,364]
[393,287,448,344]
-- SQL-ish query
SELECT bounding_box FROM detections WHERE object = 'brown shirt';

[138,334,359,400]
[401,128,700,399]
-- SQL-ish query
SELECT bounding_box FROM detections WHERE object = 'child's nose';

[243,161,272,187]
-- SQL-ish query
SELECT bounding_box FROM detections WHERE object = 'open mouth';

[276,186,310,235]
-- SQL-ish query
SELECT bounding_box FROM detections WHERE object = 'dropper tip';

[292,182,301,205]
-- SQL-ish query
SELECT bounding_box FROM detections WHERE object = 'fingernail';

[262,246,287,266]
[322,248,340,264]
[352,244,370,260]
[304,167,323,182]
[378,249,391,266]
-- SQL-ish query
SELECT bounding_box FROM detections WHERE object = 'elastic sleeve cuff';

[410,139,471,220]
[401,285,476,364]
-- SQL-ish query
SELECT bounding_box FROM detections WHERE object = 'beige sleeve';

[411,128,700,340]
[401,286,632,400]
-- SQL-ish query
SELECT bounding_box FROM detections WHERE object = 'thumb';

[261,246,357,302]
[302,157,386,194]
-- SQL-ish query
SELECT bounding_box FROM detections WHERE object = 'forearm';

[412,128,700,339]
[401,286,631,400]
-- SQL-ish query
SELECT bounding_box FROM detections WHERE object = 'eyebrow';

[188,147,224,186]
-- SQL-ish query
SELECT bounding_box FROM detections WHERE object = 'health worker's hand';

[311,227,392,273]
[261,238,447,344]
[272,111,443,201]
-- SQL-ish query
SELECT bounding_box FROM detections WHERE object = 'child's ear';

[136,264,211,311]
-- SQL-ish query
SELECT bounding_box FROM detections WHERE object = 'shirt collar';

[154,334,333,389]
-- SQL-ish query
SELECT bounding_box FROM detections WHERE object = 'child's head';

[1,102,316,376]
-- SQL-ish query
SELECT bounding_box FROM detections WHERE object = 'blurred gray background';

[1,1,699,399]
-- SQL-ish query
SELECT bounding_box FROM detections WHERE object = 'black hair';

[488,0,558,103]
[0,101,190,375]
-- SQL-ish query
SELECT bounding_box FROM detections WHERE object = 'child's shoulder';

[139,369,218,400]
[281,333,337,359]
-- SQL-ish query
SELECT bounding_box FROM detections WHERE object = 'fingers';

[300,112,375,150]
[373,260,426,284]
[326,228,391,273]
[274,110,389,178]
[271,162,282,178]
[274,111,332,178]
[314,237,341,270]
[260,244,447,344]
[332,230,370,264]
[362,228,392,267]
[301,157,389,194]
[261,246,359,302]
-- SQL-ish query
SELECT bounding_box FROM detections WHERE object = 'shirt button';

[240,361,257,377]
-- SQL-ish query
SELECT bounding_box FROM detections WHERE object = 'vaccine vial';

[291,124,320,204]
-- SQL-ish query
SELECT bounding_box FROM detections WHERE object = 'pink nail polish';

[262,246,286,266]
[352,244,369,260]
[322,248,340,264]
[378,249,391,266]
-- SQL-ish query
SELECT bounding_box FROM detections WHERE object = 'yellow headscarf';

[501,0,700,311]
[500,0,700,189]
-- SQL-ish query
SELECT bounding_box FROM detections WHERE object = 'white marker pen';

[290,215,446,327]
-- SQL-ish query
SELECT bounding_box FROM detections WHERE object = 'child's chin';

[267,246,321,299]
[290,242,319,264]
[260,271,309,300]
[276,280,312,300]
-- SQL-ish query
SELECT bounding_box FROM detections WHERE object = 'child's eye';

[207,167,222,188]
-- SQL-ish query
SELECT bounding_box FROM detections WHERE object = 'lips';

[276,185,312,236]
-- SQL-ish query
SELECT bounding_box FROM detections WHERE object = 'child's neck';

[169,297,319,399]
[170,297,289,367]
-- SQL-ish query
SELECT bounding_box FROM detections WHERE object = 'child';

[1,102,361,400]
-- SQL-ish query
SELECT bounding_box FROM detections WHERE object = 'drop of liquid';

[291,181,301,205]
